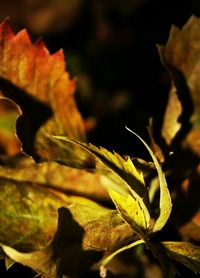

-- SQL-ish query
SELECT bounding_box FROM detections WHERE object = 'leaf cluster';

[0,16,200,277]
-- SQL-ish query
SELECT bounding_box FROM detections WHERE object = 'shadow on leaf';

[52,207,103,277]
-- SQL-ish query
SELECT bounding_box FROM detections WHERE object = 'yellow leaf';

[125,127,172,233]
[52,135,151,235]
[108,188,149,235]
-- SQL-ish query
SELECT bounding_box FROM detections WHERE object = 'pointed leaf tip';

[126,127,172,232]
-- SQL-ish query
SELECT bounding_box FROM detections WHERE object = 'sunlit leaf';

[162,241,200,273]
[53,135,149,196]
[108,189,150,237]
[108,189,148,235]
[52,135,151,233]
[125,128,172,233]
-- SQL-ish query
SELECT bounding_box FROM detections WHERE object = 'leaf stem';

[101,239,145,267]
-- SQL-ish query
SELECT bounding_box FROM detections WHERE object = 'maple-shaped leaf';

[162,241,200,274]
[1,206,136,277]
[0,19,94,166]
[158,15,200,155]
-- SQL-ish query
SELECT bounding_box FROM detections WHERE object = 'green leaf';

[125,127,172,233]
[162,241,200,273]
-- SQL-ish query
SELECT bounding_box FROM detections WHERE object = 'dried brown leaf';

[158,15,200,154]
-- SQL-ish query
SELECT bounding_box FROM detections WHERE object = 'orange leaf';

[0,19,86,162]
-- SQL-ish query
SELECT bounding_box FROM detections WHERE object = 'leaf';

[159,87,182,146]
[162,241,200,273]
[0,155,109,202]
[108,189,148,236]
[43,133,96,168]
[0,19,93,165]
[1,206,136,277]
[52,136,149,199]
[52,135,151,234]
[158,15,200,155]
[4,257,15,270]
[61,204,136,252]
[0,177,70,252]
[125,128,172,233]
